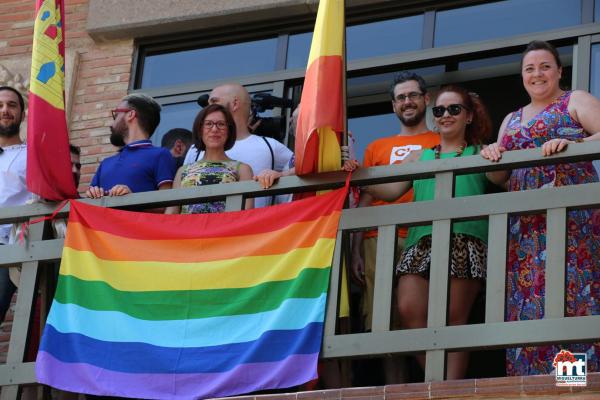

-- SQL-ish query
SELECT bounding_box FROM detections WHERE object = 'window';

[136,1,594,162]
[596,0,600,22]
[591,44,600,98]
[140,38,278,89]
[458,46,571,71]
[286,14,424,69]
[349,111,399,162]
[152,91,277,147]
[286,32,312,70]
[435,0,581,47]
[346,15,424,61]
[458,53,522,70]
[592,44,600,174]
[151,101,199,146]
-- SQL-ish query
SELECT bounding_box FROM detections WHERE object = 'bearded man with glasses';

[350,72,440,384]
[85,94,175,200]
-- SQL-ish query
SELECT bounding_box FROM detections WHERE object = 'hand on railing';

[254,170,284,189]
[480,143,506,162]
[541,138,573,156]
[341,159,359,172]
[85,184,131,198]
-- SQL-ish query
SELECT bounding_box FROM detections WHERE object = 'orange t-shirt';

[362,131,440,238]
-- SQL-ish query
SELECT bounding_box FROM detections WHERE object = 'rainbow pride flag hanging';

[36,186,347,399]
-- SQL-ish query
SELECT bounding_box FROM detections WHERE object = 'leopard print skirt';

[396,233,486,280]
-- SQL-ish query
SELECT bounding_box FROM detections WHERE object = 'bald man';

[184,83,293,208]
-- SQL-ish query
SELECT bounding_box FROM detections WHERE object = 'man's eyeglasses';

[394,92,424,103]
[432,104,468,118]
[111,108,132,120]
[203,120,227,131]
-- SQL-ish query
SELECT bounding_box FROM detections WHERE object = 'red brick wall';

[0,0,133,362]
[0,0,132,191]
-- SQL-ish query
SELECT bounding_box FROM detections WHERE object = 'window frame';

[131,0,600,148]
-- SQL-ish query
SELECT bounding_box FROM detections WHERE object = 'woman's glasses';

[203,121,227,131]
[432,104,468,118]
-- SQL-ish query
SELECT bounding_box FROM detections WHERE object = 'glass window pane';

[141,38,278,89]
[348,111,399,163]
[435,0,581,47]
[287,32,312,70]
[597,0,600,22]
[592,44,600,175]
[592,44,600,98]
[286,14,424,69]
[458,46,571,70]
[346,15,423,61]
[152,90,278,147]
[459,53,522,70]
[151,102,199,147]
[349,66,445,87]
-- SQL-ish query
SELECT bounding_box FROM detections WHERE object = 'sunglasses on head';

[432,104,468,118]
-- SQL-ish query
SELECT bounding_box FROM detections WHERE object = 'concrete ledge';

[218,373,600,399]
[87,0,313,41]
[86,0,433,41]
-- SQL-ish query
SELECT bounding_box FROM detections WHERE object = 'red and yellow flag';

[27,0,77,200]
[295,0,344,175]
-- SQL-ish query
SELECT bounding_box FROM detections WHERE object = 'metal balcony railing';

[1,141,600,399]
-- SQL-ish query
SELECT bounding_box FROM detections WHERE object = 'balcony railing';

[1,141,600,399]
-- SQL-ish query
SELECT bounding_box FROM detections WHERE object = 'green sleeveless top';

[405,145,489,248]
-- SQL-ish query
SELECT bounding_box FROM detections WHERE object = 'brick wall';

[0,0,133,191]
[0,0,134,362]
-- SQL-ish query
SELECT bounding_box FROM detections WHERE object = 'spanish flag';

[295,0,344,175]
[27,0,77,200]
[36,186,347,399]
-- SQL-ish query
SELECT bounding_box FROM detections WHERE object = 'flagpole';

[340,0,349,164]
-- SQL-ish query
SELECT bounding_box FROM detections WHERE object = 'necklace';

[434,142,467,159]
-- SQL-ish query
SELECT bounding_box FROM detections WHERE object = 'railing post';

[224,194,244,211]
[485,213,508,323]
[1,219,46,400]
[324,230,344,337]
[545,207,567,319]
[371,225,396,332]
[425,172,454,381]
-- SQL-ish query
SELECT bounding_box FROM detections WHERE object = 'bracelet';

[574,138,584,143]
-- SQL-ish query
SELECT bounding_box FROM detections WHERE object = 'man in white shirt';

[0,86,33,324]
[184,83,293,208]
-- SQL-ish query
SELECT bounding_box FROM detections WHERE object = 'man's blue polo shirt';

[90,140,176,193]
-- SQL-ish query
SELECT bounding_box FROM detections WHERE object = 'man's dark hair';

[69,144,80,156]
[389,71,427,100]
[122,93,161,136]
[161,128,193,150]
[0,86,25,113]
[192,104,236,152]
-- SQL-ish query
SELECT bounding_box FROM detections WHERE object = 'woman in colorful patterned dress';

[365,85,493,380]
[166,104,253,214]
[481,40,600,376]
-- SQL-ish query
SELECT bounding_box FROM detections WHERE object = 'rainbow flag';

[295,0,345,175]
[36,187,347,399]
[27,0,77,200]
